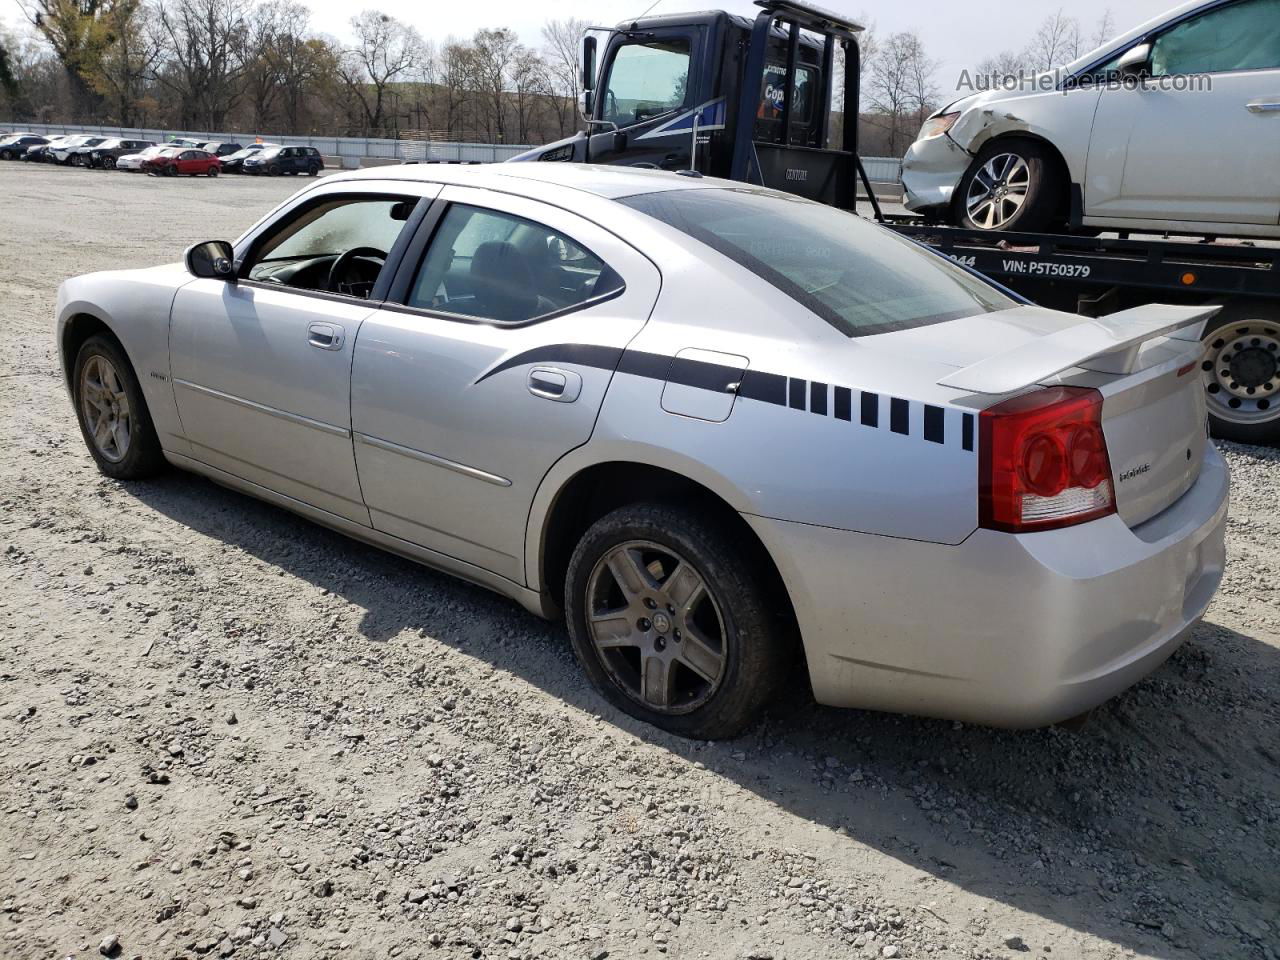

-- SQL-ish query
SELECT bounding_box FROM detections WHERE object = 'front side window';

[245,196,417,298]
[621,188,1015,337]
[406,204,623,323]
[602,38,692,127]
[1151,0,1280,75]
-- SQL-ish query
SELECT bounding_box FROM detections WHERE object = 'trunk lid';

[915,304,1216,527]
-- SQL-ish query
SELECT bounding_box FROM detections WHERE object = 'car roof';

[325,161,729,201]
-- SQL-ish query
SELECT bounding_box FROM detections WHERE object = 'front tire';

[565,503,791,740]
[72,335,166,480]
[1201,304,1280,445]
[267,164,281,176]
[954,139,1063,233]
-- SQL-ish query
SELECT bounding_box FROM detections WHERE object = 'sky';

[4,0,1181,92]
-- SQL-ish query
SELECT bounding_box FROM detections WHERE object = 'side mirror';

[578,90,593,120]
[581,35,597,92]
[1116,42,1152,80]
[186,240,236,281]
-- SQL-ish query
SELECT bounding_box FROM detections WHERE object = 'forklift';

[511,0,1280,445]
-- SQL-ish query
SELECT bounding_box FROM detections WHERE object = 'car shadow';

[126,472,1278,960]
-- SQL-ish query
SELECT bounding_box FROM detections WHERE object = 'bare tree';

[338,9,424,136]
[469,27,519,142]
[541,17,586,136]
[1090,9,1117,50]
[1024,9,1082,71]
[91,0,158,124]
[151,0,250,130]
[865,30,935,156]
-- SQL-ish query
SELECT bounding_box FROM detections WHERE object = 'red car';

[143,148,221,178]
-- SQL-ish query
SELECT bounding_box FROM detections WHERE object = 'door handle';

[1246,99,1280,113]
[308,322,345,350]
[528,366,582,402]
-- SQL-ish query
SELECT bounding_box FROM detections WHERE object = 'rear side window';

[1151,0,1280,75]
[620,187,1015,337]
[406,204,623,323]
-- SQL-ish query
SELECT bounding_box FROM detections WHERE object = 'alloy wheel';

[80,355,132,463]
[966,152,1031,229]
[1202,323,1280,425]
[584,540,727,715]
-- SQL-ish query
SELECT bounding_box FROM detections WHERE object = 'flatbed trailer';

[878,217,1280,442]
[511,0,1280,444]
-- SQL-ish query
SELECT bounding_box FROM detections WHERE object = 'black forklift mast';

[728,0,881,214]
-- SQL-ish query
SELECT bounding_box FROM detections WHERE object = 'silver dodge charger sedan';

[56,163,1229,739]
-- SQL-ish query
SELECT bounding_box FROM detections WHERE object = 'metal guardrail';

[7,122,532,164]
[4,120,906,181]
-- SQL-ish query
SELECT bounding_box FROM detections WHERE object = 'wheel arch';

[60,311,120,386]
[528,458,798,636]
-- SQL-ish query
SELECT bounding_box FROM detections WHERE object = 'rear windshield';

[619,187,1015,337]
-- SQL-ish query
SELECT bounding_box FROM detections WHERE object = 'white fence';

[6,120,905,181]
[9,122,532,164]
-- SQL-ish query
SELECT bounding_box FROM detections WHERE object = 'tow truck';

[509,0,1280,446]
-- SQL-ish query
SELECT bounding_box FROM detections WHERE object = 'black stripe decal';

[923,405,945,444]
[809,381,827,416]
[668,355,740,393]
[738,370,786,405]
[788,378,806,410]
[475,343,623,384]
[890,397,909,435]
[861,392,879,427]
[833,386,852,422]
[473,343,975,451]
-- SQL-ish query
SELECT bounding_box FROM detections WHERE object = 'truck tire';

[954,139,1063,233]
[1201,302,1280,446]
[565,503,792,740]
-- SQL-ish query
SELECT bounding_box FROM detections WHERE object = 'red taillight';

[979,386,1115,533]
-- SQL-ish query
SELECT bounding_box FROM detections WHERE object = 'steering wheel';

[327,246,388,294]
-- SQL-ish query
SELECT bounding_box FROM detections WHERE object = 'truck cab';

[512,1,863,208]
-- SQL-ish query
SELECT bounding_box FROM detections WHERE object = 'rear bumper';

[747,444,1229,727]
[901,133,971,215]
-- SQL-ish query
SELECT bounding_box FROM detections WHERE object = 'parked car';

[82,138,156,169]
[220,143,277,173]
[903,0,1280,237]
[23,135,73,162]
[49,136,106,165]
[166,137,207,149]
[116,145,169,172]
[54,164,1228,739]
[144,148,222,177]
[242,145,324,176]
[0,134,48,160]
[201,141,245,158]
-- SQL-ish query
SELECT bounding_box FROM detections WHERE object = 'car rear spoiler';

[936,304,1217,395]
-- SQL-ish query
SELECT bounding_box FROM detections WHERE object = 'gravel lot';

[1,163,1277,960]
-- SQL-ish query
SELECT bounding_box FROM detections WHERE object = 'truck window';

[602,38,692,127]
[620,187,1015,337]
[759,63,817,122]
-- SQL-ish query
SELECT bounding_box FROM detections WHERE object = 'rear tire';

[954,138,1064,233]
[72,334,167,481]
[565,503,792,740]
[1201,303,1280,446]
[308,164,321,176]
